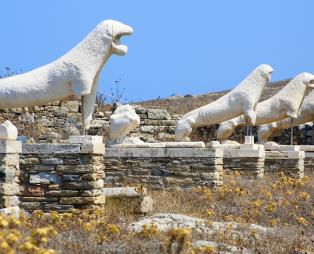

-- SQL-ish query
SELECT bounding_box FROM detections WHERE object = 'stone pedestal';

[20,140,106,212]
[223,145,265,178]
[0,141,22,214]
[244,136,254,144]
[265,145,304,178]
[293,145,314,172]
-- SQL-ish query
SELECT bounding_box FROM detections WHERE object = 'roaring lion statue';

[0,20,133,132]
[258,89,314,143]
[217,72,314,141]
[175,64,273,141]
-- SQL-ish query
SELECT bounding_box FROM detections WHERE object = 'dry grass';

[0,172,313,254]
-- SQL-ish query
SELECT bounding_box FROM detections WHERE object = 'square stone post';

[264,145,304,178]
[0,141,22,213]
[223,141,265,178]
[60,136,106,208]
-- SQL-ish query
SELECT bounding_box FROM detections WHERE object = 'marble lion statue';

[217,72,314,141]
[258,89,314,143]
[109,104,141,145]
[0,20,133,132]
[175,64,273,141]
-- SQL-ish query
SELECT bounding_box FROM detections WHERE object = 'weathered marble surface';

[175,64,273,141]
[0,20,133,131]
[217,73,314,141]
[258,89,314,142]
[109,104,141,145]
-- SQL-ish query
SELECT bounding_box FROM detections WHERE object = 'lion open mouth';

[112,26,133,56]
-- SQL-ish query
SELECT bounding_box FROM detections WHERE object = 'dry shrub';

[0,173,312,253]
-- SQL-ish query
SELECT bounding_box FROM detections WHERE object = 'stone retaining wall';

[0,140,311,213]
[2,100,314,145]
[104,147,223,188]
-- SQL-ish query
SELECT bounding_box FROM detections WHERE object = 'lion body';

[175,64,273,141]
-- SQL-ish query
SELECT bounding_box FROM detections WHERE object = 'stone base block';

[102,187,147,197]
[264,142,300,151]
[244,136,254,144]
[81,143,105,154]
[111,142,205,148]
[60,195,106,205]
[0,141,22,153]
[106,196,154,214]
[69,135,103,144]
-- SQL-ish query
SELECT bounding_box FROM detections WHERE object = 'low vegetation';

[0,172,312,253]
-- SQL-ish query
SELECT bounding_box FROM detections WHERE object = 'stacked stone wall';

[19,144,105,212]
[0,100,313,145]
[104,147,223,188]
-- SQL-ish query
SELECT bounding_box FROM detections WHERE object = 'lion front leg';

[175,117,195,141]
[81,75,100,134]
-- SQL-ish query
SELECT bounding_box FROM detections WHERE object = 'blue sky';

[1,1,313,102]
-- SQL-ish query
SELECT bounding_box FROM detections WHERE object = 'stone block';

[41,158,64,165]
[102,187,147,197]
[164,142,205,148]
[29,173,60,184]
[90,120,108,128]
[0,141,22,153]
[81,143,105,154]
[299,145,314,152]
[147,109,170,120]
[24,185,45,197]
[60,195,106,205]
[46,190,79,197]
[23,144,80,154]
[20,157,39,165]
[61,101,79,113]
[80,173,104,181]
[105,147,223,158]
[32,165,56,172]
[61,175,80,182]
[69,135,103,144]
[0,183,20,195]
[206,141,221,148]
[62,179,104,190]
[56,165,103,173]
[244,136,254,144]
[106,196,153,214]
[264,143,300,151]
[240,144,261,150]
[80,189,102,197]
[20,197,58,202]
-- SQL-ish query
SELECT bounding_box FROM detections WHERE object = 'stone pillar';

[265,145,304,178]
[223,143,265,178]
[60,136,106,209]
[0,141,22,213]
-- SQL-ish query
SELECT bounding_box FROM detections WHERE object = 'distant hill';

[134,79,292,114]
